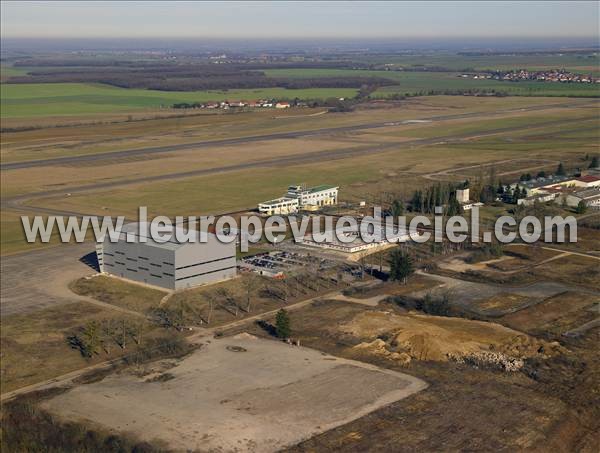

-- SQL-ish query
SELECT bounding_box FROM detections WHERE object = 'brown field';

[476,293,536,313]
[228,300,599,452]
[499,291,599,337]
[531,254,600,290]
[0,301,179,393]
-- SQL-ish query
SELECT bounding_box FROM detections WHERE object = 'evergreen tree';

[590,156,599,169]
[447,195,462,216]
[576,200,587,214]
[388,249,414,284]
[512,187,521,203]
[556,162,566,176]
[390,199,404,217]
[275,309,291,339]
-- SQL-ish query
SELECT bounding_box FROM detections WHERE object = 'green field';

[354,53,600,73]
[264,69,600,98]
[0,83,358,118]
[0,65,30,78]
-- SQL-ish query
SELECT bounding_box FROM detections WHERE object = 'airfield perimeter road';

[2,99,598,171]
[3,112,598,219]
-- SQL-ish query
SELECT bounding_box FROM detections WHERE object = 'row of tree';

[68,318,146,358]
[409,182,463,215]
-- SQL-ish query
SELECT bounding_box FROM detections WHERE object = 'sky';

[1,1,599,40]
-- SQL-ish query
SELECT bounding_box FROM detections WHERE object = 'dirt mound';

[345,311,561,363]
[354,339,412,366]
[232,332,258,340]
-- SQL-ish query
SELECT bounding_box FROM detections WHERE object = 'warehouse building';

[565,188,600,209]
[97,223,236,290]
[258,183,339,215]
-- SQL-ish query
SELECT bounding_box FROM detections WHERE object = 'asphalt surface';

[0,243,94,317]
[3,99,597,171]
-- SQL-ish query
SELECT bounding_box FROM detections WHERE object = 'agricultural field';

[359,52,600,73]
[0,82,357,118]
[265,69,600,97]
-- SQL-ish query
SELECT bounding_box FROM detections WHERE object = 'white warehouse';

[97,223,237,290]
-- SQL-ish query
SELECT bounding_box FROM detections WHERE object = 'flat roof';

[258,197,298,206]
[309,184,338,193]
[114,222,213,250]
[577,175,600,183]
[573,188,600,199]
[520,176,571,189]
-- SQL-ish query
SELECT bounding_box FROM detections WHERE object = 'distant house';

[275,102,291,109]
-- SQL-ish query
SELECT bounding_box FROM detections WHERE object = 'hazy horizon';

[1,1,598,42]
[2,36,599,54]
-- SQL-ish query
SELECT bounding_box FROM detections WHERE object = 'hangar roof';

[113,222,215,251]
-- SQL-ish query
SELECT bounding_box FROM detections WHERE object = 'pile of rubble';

[354,339,412,366]
[449,351,525,372]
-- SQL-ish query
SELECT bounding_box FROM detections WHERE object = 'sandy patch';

[342,311,561,362]
[43,336,426,452]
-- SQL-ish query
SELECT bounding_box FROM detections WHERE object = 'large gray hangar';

[97,223,236,290]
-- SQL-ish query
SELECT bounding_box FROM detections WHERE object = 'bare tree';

[83,321,100,356]
[356,250,369,280]
[240,273,261,313]
[134,319,146,345]
[100,319,116,354]
[215,287,239,316]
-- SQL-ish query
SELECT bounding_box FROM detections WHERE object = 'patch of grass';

[0,301,171,393]
[0,83,358,118]
[70,275,167,313]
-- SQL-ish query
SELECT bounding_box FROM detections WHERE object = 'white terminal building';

[300,224,414,254]
[258,184,339,215]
